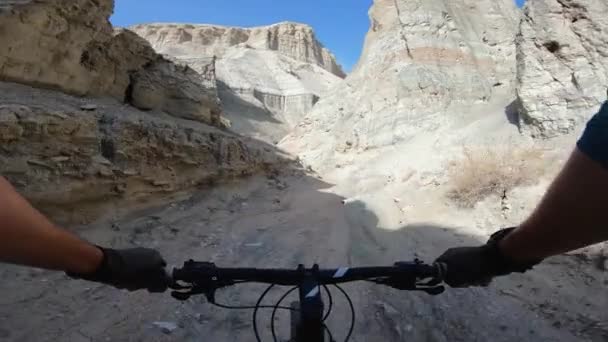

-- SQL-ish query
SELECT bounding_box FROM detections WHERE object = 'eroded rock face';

[130,22,345,78]
[355,0,519,103]
[0,82,285,222]
[131,22,345,143]
[281,0,520,167]
[516,0,608,137]
[129,54,221,125]
[0,0,221,126]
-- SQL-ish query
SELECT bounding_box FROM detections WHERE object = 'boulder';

[129,57,222,126]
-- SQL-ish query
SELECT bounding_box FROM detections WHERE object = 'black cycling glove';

[435,228,541,287]
[68,247,169,292]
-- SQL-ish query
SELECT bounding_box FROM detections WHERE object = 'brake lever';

[373,278,445,295]
[417,285,445,295]
[169,261,236,302]
[171,284,219,302]
[372,260,445,295]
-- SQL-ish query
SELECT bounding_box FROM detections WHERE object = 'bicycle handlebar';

[170,260,446,301]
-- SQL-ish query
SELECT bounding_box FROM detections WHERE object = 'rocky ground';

[1,0,608,341]
[1,169,607,342]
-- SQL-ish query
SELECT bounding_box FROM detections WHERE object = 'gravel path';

[1,174,606,342]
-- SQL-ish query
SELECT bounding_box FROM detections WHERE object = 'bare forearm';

[0,177,102,273]
[500,149,608,262]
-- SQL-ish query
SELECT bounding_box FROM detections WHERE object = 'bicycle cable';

[324,323,336,342]
[270,285,336,342]
[322,285,333,322]
[270,286,299,342]
[333,284,355,342]
[253,284,275,342]
[192,282,354,342]
[211,302,296,311]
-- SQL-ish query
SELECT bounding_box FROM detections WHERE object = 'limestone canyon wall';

[282,0,520,166]
[0,0,222,125]
[130,22,346,77]
[0,0,287,221]
[131,22,345,142]
[516,0,608,137]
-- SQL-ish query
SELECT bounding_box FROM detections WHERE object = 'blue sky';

[112,0,525,72]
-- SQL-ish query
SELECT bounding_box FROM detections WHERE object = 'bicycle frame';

[294,265,325,342]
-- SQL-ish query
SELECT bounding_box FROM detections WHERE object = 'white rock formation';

[516,0,608,138]
[131,22,345,142]
[0,0,222,125]
[281,0,520,169]
[130,22,345,77]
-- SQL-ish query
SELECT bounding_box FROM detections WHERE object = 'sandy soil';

[1,170,606,342]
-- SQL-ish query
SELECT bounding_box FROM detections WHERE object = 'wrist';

[497,226,543,264]
[491,227,541,273]
[497,231,519,262]
[67,245,104,276]
[82,245,105,274]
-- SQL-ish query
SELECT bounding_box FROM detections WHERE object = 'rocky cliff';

[516,0,608,138]
[130,22,345,78]
[0,82,286,223]
[0,0,288,221]
[0,0,222,125]
[131,22,345,143]
[282,0,520,168]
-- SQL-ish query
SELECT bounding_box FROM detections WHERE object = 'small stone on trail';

[152,321,178,334]
[341,198,356,205]
[80,104,97,111]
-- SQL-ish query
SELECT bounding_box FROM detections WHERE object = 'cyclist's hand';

[69,247,169,292]
[435,228,540,288]
[436,246,496,287]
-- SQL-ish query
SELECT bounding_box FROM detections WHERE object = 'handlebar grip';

[172,267,186,281]
[172,260,217,282]
[433,262,447,282]
[394,261,443,280]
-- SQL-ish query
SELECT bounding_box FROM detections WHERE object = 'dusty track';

[1,173,606,342]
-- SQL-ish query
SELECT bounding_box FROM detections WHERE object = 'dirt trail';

[1,172,606,342]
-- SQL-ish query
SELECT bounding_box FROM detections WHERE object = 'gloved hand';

[68,247,169,292]
[435,228,541,288]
